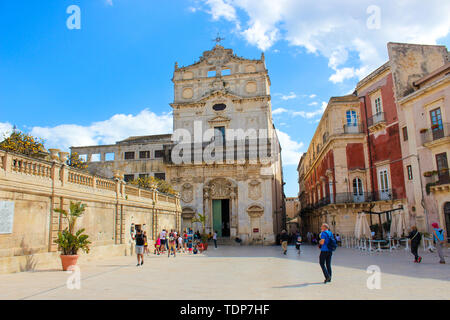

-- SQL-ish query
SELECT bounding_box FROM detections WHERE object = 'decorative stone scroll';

[206,178,236,199]
[181,183,194,203]
[248,180,261,200]
[247,204,264,218]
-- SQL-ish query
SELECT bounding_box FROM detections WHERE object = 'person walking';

[143,231,149,256]
[408,226,422,263]
[432,222,446,264]
[280,230,289,255]
[155,236,161,255]
[168,230,176,257]
[177,233,184,253]
[307,231,312,244]
[183,229,188,252]
[160,229,167,253]
[318,223,336,283]
[213,230,218,249]
[295,233,302,255]
[132,229,145,266]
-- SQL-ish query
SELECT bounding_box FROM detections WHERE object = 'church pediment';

[198,90,242,103]
[208,115,231,125]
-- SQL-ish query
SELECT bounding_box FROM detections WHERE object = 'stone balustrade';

[0,150,182,274]
[8,152,52,178]
[0,150,179,206]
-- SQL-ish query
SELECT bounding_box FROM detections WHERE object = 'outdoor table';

[399,238,409,250]
[423,237,435,252]
[370,240,385,253]
[388,238,399,252]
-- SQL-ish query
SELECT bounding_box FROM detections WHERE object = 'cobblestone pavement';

[1,244,449,300]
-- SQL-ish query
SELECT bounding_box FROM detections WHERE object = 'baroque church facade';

[71,44,285,245]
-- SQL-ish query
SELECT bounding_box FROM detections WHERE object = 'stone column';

[230,190,237,237]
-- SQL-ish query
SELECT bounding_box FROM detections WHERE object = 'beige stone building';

[393,44,450,239]
[299,42,449,239]
[285,197,300,234]
[71,134,171,182]
[167,45,284,244]
[69,44,285,245]
[297,95,401,236]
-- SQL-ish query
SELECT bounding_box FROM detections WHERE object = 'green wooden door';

[212,199,222,237]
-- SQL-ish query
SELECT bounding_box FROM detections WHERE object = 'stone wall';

[0,150,181,274]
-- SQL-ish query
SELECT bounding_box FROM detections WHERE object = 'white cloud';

[199,0,450,83]
[280,92,297,100]
[309,94,316,98]
[272,108,288,115]
[0,122,13,139]
[29,109,173,152]
[292,101,327,119]
[308,101,318,106]
[276,129,304,165]
[205,0,237,22]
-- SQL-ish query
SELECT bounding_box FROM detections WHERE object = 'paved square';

[1,245,449,300]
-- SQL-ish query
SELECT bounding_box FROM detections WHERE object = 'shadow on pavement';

[205,244,450,282]
[273,282,324,289]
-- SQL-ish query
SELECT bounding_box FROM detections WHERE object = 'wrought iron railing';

[304,189,399,210]
[343,123,364,134]
[421,122,450,145]
[367,112,385,127]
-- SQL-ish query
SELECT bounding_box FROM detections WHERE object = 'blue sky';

[1,0,449,197]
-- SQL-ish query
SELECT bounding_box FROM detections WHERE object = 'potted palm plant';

[192,211,208,250]
[53,202,91,271]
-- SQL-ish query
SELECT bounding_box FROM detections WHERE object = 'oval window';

[212,103,226,111]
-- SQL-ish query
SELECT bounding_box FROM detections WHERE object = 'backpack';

[326,231,337,252]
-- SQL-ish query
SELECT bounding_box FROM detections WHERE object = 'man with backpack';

[432,222,446,264]
[131,229,145,266]
[318,223,337,283]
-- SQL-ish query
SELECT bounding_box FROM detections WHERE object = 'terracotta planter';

[60,254,79,271]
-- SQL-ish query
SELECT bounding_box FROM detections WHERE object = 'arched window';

[346,110,357,126]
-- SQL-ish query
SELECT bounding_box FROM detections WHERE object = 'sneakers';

[136,263,140,267]
[324,277,331,283]
[418,257,422,263]
[141,261,144,265]
[440,261,446,264]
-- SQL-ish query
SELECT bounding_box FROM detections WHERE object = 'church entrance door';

[212,199,230,237]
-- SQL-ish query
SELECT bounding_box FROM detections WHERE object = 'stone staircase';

[216,237,241,246]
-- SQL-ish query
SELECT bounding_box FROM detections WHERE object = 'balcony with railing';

[367,112,386,132]
[304,189,399,211]
[427,169,450,193]
[343,123,364,134]
[421,122,450,146]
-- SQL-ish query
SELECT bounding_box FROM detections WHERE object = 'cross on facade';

[213,33,225,45]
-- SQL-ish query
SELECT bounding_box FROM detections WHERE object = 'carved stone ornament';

[181,183,194,203]
[208,178,235,199]
[248,180,261,200]
[204,45,232,68]
[203,186,210,199]
[182,207,195,220]
[247,204,264,218]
